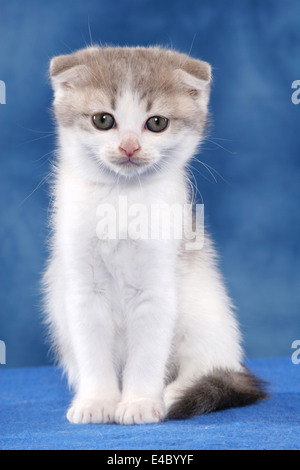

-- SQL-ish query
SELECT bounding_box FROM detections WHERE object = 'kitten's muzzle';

[119,134,141,158]
[117,156,143,167]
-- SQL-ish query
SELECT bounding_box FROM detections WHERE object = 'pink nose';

[119,136,140,158]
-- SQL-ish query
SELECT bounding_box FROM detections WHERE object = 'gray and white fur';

[44,46,267,425]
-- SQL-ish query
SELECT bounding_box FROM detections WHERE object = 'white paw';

[67,398,117,424]
[115,398,165,425]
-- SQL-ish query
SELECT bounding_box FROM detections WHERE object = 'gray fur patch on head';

[49,46,212,130]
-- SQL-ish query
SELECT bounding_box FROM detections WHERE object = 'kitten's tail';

[166,367,268,420]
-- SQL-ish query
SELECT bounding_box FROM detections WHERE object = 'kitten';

[44,46,267,425]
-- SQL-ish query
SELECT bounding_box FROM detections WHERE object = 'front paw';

[115,398,165,425]
[67,398,117,424]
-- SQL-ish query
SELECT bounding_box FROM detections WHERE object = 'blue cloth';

[0,357,299,450]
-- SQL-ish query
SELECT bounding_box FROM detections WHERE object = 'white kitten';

[44,46,266,425]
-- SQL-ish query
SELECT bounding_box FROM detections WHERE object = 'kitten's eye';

[92,113,115,130]
[145,116,169,133]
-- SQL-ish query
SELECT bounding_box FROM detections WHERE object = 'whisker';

[189,159,217,184]
[188,32,197,57]
[17,126,54,134]
[17,133,56,146]
[34,149,55,163]
[191,155,230,186]
[204,138,237,155]
[18,173,51,208]
[59,41,74,54]
[185,167,204,205]
[87,17,94,46]
[194,159,217,184]
[199,161,230,186]
[206,137,233,142]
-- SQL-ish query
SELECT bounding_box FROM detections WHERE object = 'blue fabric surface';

[0,357,299,450]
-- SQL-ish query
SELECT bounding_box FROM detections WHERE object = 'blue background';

[0,0,299,367]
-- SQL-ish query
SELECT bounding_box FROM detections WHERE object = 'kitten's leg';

[65,285,121,424]
[164,282,243,413]
[164,254,267,418]
[115,259,177,425]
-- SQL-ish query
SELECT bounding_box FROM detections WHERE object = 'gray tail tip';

[166,367,269,420]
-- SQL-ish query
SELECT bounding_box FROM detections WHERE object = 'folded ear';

[180,57,211,83]
[49,54,91,91]
[174,58,212,102]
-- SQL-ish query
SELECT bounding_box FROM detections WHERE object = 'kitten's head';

[50,46,211,183]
